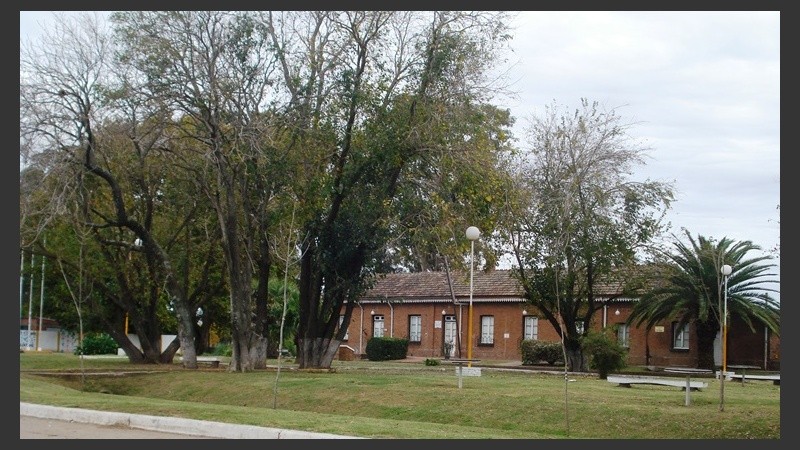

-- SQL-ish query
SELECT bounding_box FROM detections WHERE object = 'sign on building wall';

[434,320,442,329]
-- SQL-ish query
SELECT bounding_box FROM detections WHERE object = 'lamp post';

[466,226,480,367]
[27,253,34,351]
[37,241,46,351]
[720,263,732,411]
[721,264,732,373]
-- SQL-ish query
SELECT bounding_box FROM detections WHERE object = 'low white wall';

[20,330,177,354]
[19,329,78,353]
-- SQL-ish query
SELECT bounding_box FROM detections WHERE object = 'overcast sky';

[502,11,780,295]
[20,11,780,295]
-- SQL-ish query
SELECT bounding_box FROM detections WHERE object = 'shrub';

[74,333,118,355]
[210,342,233,357]
[582,330,627,379]
[280,339,296,358]
[424,358,441,366]
[365,337,409,361]
[520,339,563,365]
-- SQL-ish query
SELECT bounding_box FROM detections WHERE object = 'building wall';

[726,316,778,369]
[605,305,701,368]
[343,302,579,360]
[342,301,778,369]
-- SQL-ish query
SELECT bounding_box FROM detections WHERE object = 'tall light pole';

[19,250,24,341]
[721,264,732,373]
[27,254,35,350]
[466,226,480,367]
[719,263,732,411]
[37,241,46,351]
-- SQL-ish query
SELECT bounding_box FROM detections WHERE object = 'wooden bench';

[730,373,780,385]
[180,356,221,368]
[444,359,482,389]
[607,375,708,391]
[715,370,736,380]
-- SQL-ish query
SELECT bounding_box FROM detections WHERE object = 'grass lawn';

[19,352,780,439]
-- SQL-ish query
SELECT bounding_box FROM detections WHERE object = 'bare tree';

[504,99,674,372]
[20,12,201,366]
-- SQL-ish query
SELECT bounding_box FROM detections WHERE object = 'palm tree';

[628,230,779,370]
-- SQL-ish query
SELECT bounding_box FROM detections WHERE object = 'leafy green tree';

[503,99,674,372]
[21,11,517,372]
[112,11,286,371]
[627,230,780,370]
[276,11,516,368]
[267,277,300,357]
[582,329,627,379]
[19,12,236,366]
[384,103,517,273]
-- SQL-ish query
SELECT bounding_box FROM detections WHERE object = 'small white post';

[685,375,691,406]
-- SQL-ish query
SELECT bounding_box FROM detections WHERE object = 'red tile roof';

[362,270,521,301]
[359,269,636,303]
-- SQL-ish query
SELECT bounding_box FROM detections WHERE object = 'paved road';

[21,415,210,439]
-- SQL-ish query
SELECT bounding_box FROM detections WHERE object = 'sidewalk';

[20,402,363,439]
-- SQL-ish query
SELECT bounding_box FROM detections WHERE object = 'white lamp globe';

[721,264,732,276]
[466,226,480,241]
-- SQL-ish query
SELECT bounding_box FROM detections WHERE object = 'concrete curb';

[20,402,363,439]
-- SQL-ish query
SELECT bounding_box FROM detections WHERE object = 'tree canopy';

[503,99,675,371]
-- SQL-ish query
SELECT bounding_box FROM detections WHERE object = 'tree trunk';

[563,333,588,372]
[565,347,588,372]
[297,337,341,369]
[109,331,164,364]
[695,319,719,370]
[106,328,150,363]
[227,270,270,371]
[171,298,198,368]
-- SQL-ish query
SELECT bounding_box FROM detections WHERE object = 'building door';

[443,315,457,358]
[373,315,385,338]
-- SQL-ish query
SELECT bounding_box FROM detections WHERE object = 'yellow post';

[467,302,473,366]
[722,317,727,374]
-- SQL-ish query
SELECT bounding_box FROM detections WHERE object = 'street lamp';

[466,226,480,367]
[721,264,732,370]
[720,263,732,411]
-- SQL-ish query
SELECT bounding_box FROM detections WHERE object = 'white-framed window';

[480,315,494,344]
[576,321,585,335]
[524,316,539,340]
[338,316,349,341]
[373,315,385,338]
[673,322,689,349]
[617,323,629,348]
[409,315,422,342]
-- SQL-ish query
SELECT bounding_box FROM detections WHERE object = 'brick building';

[340,270,780,369]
